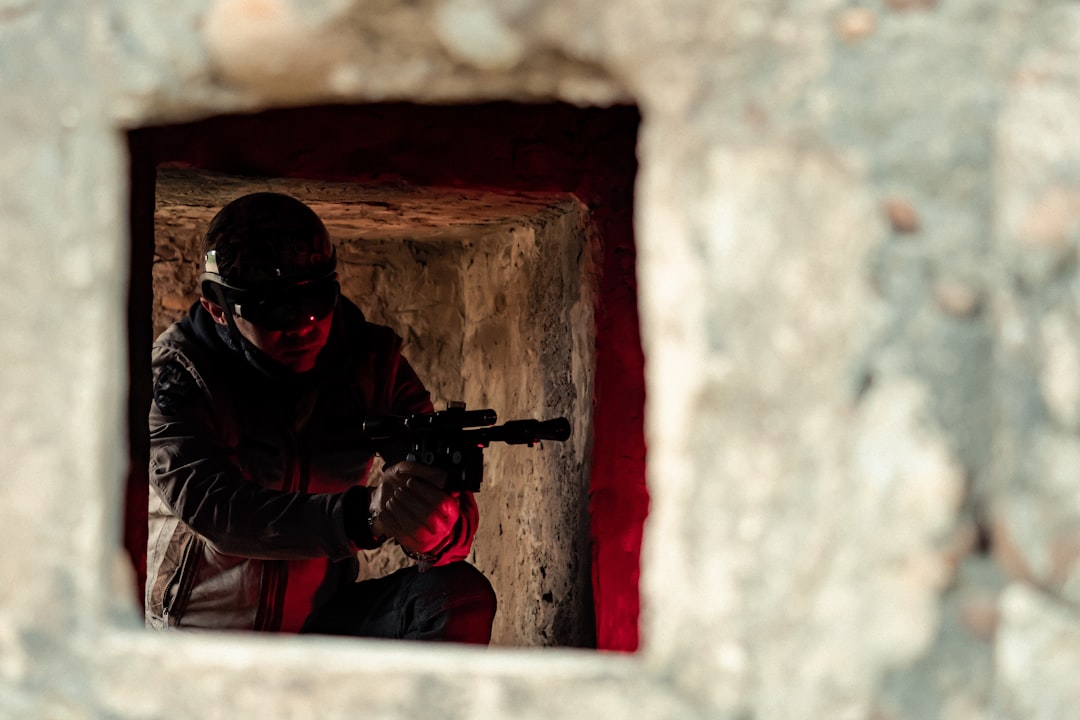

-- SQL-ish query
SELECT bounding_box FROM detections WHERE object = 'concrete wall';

[4,0,1080,718]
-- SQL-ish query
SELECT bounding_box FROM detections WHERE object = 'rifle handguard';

[361,405,572,492]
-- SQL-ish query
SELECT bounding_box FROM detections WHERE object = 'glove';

[368,460,461,557]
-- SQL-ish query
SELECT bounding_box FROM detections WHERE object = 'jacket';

[145,297,478,631]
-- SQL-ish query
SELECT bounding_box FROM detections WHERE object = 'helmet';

[200,192,337,290]
[200,192,340,330]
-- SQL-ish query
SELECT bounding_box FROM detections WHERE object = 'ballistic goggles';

[230,276,340,330]
[202,272,341,331]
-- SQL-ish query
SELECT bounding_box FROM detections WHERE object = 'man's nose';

[286,314,319,334]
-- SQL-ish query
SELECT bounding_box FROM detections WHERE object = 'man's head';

[199,192,340,373]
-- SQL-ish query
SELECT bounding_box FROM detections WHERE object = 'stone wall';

[4,0,1080,719]
[150,170,596,647]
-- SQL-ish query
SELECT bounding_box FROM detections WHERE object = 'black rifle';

[361,403,571,492]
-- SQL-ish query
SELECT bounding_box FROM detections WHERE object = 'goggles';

[226,276,340,331]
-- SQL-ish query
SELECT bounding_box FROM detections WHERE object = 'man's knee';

[409,561,496,643]
[446,560,494,594]
[428,562,496,612]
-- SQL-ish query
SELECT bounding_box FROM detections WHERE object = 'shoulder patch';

[154,360,198,416]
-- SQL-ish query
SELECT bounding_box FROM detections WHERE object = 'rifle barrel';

[472,418,571,445]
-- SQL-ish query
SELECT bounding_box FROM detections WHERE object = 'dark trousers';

[301,561,496,644]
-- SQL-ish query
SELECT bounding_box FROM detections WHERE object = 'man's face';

[201,296,335,374]
[232,311,334,373]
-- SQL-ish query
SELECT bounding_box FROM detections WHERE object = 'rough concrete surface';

[3,0,1080,718]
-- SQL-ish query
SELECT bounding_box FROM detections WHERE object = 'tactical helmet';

[200,192,340,330]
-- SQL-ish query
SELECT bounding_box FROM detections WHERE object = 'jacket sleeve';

[385,343,435,417]
[148,352,375,561]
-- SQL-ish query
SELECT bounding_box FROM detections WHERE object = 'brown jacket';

[145,298,478,631]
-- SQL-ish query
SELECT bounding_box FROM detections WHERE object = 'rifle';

[361,402,572,492]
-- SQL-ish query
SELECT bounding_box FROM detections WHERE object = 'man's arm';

[149,362,378,561]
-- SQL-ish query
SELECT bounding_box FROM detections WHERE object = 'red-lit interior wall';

[126,103,646,651]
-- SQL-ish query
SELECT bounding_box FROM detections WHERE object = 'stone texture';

[884,197,921,235]
[991,5,1080,704]
[876,556,1004,720]
[996,584,1080,720]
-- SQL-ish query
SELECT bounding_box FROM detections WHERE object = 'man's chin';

[277,349,320,373]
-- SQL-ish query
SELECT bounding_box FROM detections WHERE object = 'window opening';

[126,102,644,650]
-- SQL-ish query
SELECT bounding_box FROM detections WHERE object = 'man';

[145,191,496,642]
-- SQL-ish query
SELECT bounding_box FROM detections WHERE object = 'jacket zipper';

[162,533,201,626]
[255,428,303,632]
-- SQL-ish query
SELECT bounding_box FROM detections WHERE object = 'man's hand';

[368,461,461,555]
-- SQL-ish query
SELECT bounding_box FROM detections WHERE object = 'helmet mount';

[199,192,340,331]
